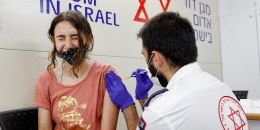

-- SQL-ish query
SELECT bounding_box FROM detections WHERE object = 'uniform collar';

[166,62,202,90]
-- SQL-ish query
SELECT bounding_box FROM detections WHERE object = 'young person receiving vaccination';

[32,11,119,130]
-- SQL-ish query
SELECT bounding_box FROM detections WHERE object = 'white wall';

[0,0,221,129]
[219,0,260,99]
[219,0,260,129]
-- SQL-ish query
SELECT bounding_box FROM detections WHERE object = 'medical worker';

[105,12,249,130]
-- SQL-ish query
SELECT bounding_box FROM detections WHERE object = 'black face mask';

[56,45,88,65]
[148,61,168,88]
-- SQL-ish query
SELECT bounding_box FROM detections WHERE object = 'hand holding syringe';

[125,69,153,100]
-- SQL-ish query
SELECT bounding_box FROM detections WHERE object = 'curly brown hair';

[47,11,94,77]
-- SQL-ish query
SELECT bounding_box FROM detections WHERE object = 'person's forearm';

[123,104,139,130]
[38,108,53,130]
[101,91,119,130]
[138,97,148,110]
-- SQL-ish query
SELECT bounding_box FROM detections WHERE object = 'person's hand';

[132,69,153,100]
[105,70,135,112]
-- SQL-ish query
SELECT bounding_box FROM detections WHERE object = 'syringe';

[125,71,147,79]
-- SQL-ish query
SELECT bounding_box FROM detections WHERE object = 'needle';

[125,71,146,79]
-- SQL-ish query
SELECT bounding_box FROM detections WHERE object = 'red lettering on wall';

[159,0,171,12]
[134,0,171,23]
[134,0,149,23]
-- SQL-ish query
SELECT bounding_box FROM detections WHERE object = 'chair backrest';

[232,90,248,101]
[0,107,38,130]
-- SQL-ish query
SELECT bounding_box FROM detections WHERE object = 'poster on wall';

[171,0,221,64]
[0,0,221,64]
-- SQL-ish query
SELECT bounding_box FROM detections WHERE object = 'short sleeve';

[95,62,120,118]
[32,70,52,111]
[136,108,172,130]
[104,65,117,75]
[100,64,120,96]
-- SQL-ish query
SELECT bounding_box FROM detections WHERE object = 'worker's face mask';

[57,44,88,65]
[146,55,168,87]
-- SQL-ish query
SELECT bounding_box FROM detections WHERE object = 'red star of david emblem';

[228,107,246,130]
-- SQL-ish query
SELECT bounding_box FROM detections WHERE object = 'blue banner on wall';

[40,0,119,27]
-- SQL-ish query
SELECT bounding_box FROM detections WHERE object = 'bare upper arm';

[38,107,53,130]
[101,90,119,130]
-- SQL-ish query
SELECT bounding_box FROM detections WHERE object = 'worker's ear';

[151,51,164,68]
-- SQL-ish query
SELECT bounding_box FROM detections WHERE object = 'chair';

[0,107,38,130]
[232,90,248,101]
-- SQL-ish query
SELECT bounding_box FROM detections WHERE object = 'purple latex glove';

[105,70,135,112]
[131,69,154,100]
